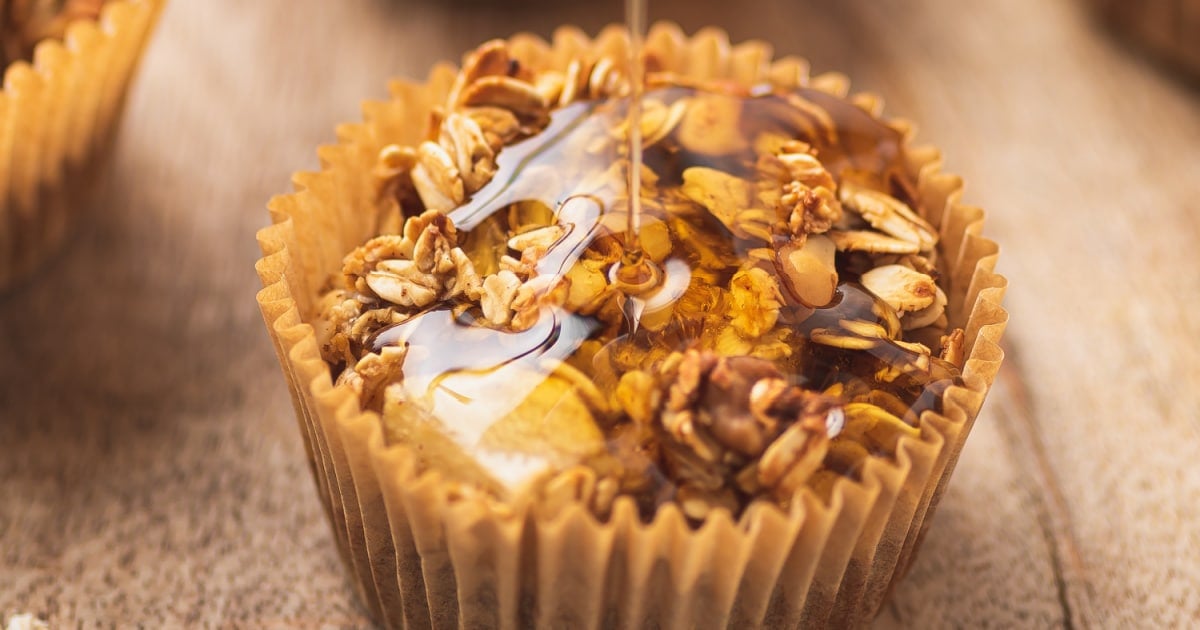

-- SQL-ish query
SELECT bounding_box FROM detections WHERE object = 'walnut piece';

[763,142,844,237]
[656,350,839,509]
[728,268,784,338]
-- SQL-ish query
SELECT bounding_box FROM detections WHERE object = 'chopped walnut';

[727,268,784,338]
[509,275,567,331]
[336,345,408,412]
[940,328,966,367]
[781,181,841,237]
[756,141,844,238]
[315,291,368,364]
[480,270,522,326]
[315,289,413,368]
[341,234,411,284]
[656,350,839,507]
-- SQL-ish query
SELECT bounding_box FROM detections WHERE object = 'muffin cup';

[0,0,164,289]
[256,24,1008,629]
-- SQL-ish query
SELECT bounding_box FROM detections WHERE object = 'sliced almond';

[679,166,754,232]
[839,181,937,250]
[414,140,464,209]
[461,76,547,117]
[508,224,565,252]
[776,234,837,307]
[367,264,438,308]
[676,92,749,155]
[860,264,937,313]
[827,229,921,254]
[903,286,948,330]
[447,39,513,107]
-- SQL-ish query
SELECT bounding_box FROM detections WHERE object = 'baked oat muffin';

[257,24,1007,628]
[0,0,163,288]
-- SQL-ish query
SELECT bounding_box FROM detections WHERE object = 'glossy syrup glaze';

[354,81,960,515]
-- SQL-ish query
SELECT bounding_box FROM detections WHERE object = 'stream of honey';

[610,0,671,327]
[623,0,647,263]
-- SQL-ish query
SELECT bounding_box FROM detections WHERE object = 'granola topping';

[317,41,965,519]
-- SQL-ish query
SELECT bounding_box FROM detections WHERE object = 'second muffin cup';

[0,0,164,289]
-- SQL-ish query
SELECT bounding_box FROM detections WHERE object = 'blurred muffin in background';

[1089,0,1200,78]
[2,0,105,65]
[0,0,163,289]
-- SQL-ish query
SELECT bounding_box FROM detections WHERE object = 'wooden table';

[3,0,1199,627]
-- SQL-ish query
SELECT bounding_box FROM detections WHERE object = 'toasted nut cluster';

[653,350,841,508]
[319,39,967,519]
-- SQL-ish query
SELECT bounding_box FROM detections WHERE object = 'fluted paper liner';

[256,24,1008,629]
[0,0,164,289]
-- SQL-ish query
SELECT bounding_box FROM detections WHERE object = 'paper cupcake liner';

[256,23,1008,629]
[0,0,164,289]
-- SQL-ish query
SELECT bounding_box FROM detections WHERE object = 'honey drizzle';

[612,0,674,327]
[623,0,647,262]
[365,74,960,512]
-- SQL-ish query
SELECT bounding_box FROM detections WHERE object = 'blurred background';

[2,0,1198,627]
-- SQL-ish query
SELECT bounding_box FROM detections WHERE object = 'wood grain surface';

[2,0,1199,627]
